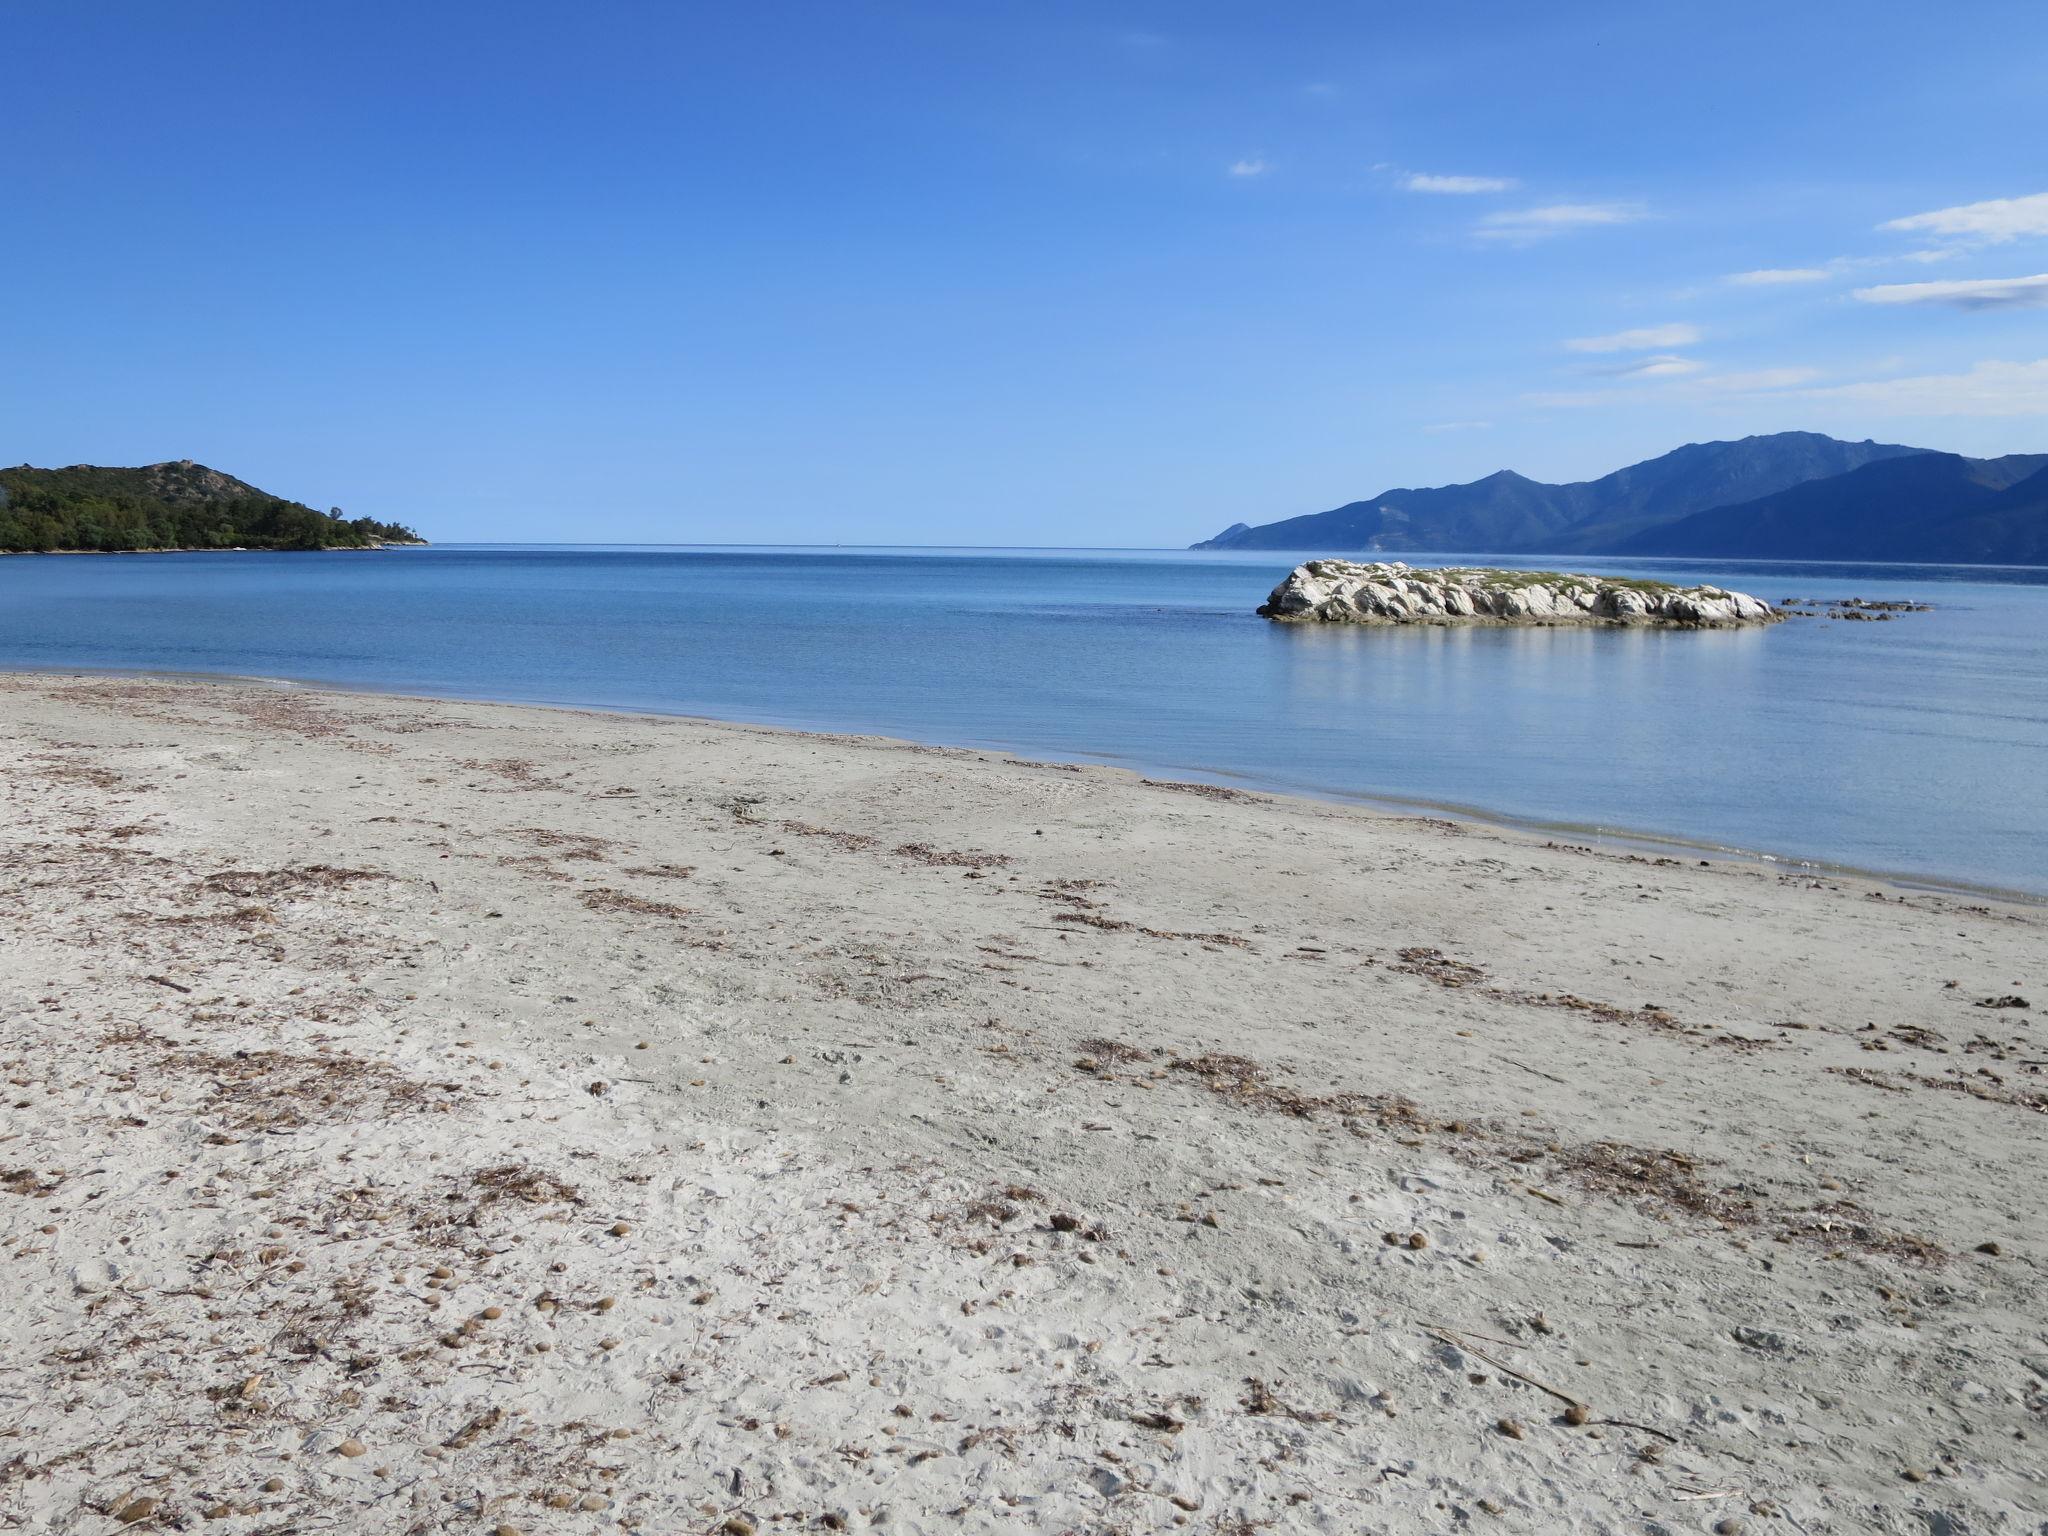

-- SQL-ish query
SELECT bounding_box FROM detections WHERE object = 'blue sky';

[7,0,2048,544]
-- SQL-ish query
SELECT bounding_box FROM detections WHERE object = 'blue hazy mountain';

[1615,451,2048,563]
[1191,431,1958,557]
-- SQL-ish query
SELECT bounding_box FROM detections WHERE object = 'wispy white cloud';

[1590,353,1703,378]
[1725,267,1833,286]
[1564,323,1701,353]
[1882,191,2048,246]
[1476,202,1646,243]
[1402,173,1516,195]
[1519,388,1625,409]
[1853,274,2048,311]
[1794,357,2048,416]
[1522,362,1821,409]
[1227,157,1270,179]
[1695,367,1822,391]
[1605,354,1703,378]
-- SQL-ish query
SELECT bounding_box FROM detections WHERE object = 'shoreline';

[0,541,429,556]
[3,669,2042,1531]
[10,662,2039,906]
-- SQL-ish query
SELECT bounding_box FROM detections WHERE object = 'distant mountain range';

[0,461,422,553]
[1190,432,2048,564]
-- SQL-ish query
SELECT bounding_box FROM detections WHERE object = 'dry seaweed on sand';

[1051,910,1251,947]
[195,864,388,899]
[1393,946,1486,987]
[1139,778,1259,802]
[579,886,695,920]
[894,842,1012,868]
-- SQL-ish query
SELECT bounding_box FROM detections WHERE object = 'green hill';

[0,460,424,553]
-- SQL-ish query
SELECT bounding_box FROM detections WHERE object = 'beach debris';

[1423,1328,1587,1419]
[1240,1378,1337,1422]
[1975,994,2029,1009]
[1394,947,1486,988]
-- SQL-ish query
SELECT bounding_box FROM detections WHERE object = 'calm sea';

[3,545,2043,897]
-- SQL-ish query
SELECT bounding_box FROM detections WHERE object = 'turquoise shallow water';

[3,545,2044,895]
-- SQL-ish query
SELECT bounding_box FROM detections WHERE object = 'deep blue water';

[3,545,2044,896]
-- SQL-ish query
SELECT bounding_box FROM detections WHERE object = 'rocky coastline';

[1259,559,1781,628]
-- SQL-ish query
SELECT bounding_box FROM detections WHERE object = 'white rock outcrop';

[1259,560,1780,628]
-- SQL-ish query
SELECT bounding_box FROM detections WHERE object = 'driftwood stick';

[1424,1327,1583,1408]
[1597,1417,1681,1444]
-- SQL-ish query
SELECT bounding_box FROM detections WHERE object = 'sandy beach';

[2,670,2041,1534]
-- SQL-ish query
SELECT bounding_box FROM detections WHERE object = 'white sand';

[2,671,2041,1534]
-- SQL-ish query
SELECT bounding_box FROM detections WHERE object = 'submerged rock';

[1259,560,1781,628]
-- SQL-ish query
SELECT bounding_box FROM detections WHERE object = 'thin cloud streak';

[1793,357,2048,416]
[1854,274,2048,311]
[1565,323,1701,353]
[1882,191,2048,245]
[1726,267,1832,286]
[1589,354,1703,378]
[1696,367,1822,391]
[1403,173,1516,194]
[1475,202,1646,242]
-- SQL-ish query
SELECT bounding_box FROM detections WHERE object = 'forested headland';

[0,461,423,553]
